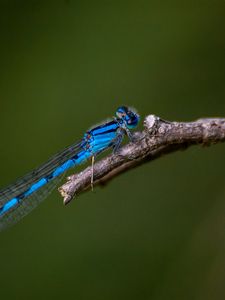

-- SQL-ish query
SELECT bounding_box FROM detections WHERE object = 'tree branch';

[58,115,225,205]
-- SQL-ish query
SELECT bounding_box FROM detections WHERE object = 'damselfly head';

[116,106,140,129]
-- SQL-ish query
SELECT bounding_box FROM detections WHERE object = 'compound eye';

[126,112,139,128]
[116,106,129,118]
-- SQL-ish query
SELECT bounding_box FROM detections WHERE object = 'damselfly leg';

[91,156,95,191]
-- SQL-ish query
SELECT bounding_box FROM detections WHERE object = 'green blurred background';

[0,1,225,299]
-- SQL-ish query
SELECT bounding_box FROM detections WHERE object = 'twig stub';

[58,115,225,205]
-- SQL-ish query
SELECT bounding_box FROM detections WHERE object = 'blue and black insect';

[0,106,139,231]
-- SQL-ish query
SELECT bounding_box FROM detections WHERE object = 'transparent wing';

[0,140,83,231]
[0,140,82,206]
[0,174,64,231]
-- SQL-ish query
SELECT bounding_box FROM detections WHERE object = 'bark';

[58,115,225,205]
